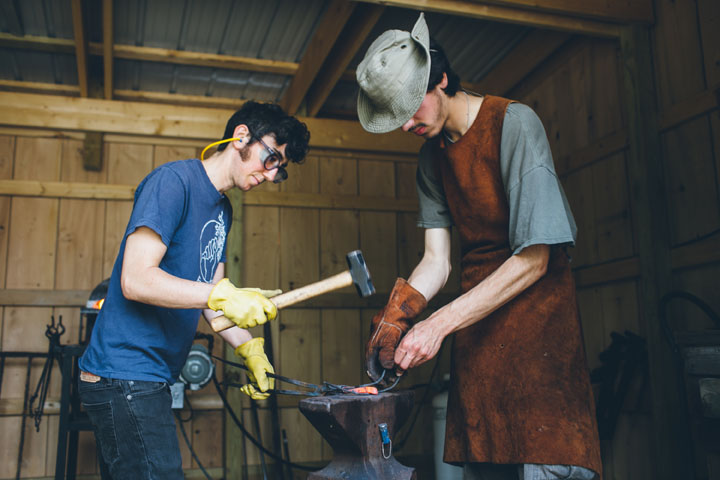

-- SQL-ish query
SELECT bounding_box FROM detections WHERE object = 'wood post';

[619,25,691,479]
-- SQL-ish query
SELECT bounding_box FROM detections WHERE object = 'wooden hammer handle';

[210,270,353,332]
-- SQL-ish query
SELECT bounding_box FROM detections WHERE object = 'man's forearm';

[431,243,550,336]
[122,266,215,309]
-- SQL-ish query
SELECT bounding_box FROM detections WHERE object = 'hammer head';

[346,250,375,297]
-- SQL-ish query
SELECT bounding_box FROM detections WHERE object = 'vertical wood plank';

[358,159,394,197]
[153,145,197,169]
[5,198,58,289]
[57,139,105,291]
[562,168,597,267]
[395,162,418,199]
[397,213,423,280]
[661,118,720,245]
[621,25,687,479]
[319,156,357,195]
[191,410,224,468]
[6,138,61,290]
[319,210,359,286]
[359,212,397,293]
[591,153,634,262]
[590,40,624,139]
[321,309,361,386]
[652,0,706,110]
[0,135,14,292]
[279,208,319,291]
[282,155,318,194]
[278,309,321,386]
[697,0,720,87]
[279,408,323,463]
[0,417,22,478]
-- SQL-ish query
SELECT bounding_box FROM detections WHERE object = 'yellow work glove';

[235,337,274,400]
[207,278,282,329]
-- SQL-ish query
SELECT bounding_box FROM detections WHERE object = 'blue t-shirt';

[79,159,232,383]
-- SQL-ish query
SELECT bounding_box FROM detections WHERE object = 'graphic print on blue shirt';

[79,159,232,383]
[198,211,226,283]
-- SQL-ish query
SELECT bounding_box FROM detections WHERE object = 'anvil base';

[299,391,416,480]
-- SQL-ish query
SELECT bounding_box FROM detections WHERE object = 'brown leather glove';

[365,278,427,382]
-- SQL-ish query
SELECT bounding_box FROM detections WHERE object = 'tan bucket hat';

[356,13,431,133]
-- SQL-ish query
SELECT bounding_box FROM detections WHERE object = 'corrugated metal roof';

[0,0,532,117]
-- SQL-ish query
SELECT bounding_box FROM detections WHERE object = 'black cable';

[212,373,315,471]
[394,343,445,451]
[174,410,213,480]
[176,393,194,422]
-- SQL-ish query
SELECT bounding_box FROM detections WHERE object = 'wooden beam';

[0,179,418,212]
[465,29,571,96]
[0,79,80,96]
[477,0,653,23]
[558,129,630,176]
[0,179,136,200]
[306,3,385,117]
[0,32,75,53]
[0,33,299,76]
[114,89,247,109]
[355,0,622,37]
[572,257,640,288]
[103,0,113,100]
[670,231,720,271]
[70,0,89,97]
[0,289,89,307]
[0,92,423,153]
[280,0,357,115]
[103,43,298,76]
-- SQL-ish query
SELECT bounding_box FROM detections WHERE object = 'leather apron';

[436,95,602,476]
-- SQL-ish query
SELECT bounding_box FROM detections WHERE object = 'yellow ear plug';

[200,137,243,161]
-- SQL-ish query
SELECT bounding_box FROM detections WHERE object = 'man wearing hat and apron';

[357,13,602,480]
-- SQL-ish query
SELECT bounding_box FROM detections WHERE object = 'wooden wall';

[0,126,446,478]
[505,0,719,477]
[0,130,236,478]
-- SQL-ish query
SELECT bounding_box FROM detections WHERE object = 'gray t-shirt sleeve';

[501,103,577,253]
[416,142,453,228]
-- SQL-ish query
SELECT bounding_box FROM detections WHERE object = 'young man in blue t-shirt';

[78,101,310,479]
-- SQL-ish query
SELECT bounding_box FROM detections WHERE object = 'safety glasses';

[200,136,288,184]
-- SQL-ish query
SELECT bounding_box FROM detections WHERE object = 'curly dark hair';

[218,101,310,163]
[427,38,461,97]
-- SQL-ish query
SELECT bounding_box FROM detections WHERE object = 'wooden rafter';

[70,0,89,97]
[479,0,653,23]
[464,29,572,96]
[305,3,385,117]
[0,33,299,76]
[355,0,622,37]
[0,79,81,95]
[103,0,113,100]
[280,0,357,115]
[114,89,247,109]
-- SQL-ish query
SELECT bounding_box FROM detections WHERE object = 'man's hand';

[207,278,281,329]
[394,316,447,372]
[235,337,274,400]
[365,278,427,382]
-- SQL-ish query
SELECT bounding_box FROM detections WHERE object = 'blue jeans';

[78,376,184,479]
[464,463,598,480]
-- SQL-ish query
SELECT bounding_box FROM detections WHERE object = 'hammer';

[210,250,375,332]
